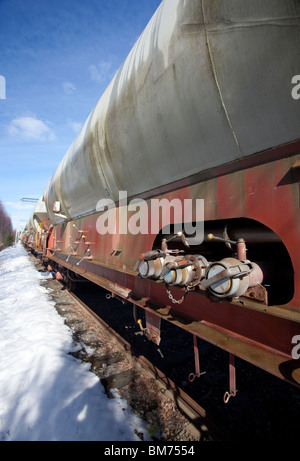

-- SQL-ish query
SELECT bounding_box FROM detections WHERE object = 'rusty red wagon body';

[22,0,300,397]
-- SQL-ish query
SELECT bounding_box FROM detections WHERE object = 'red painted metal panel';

[41,141,300,386]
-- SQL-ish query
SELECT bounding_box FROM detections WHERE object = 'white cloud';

[68,120,82,134]
[8,116,55,141]
[89,60,114,83]
[63,81,76,94]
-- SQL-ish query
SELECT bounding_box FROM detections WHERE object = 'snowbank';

[0,244,148,441]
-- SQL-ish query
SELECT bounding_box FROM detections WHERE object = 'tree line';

[0,201,14,251]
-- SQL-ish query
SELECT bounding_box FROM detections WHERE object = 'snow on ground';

[0,244,150,441]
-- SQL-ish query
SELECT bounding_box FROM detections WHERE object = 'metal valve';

[204,233,263,298]
[203,257,263,298]
[208,233,247,260]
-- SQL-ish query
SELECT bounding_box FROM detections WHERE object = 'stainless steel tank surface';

[43,0,300,224]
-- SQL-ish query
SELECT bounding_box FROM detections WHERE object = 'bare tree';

[0,201,14,250]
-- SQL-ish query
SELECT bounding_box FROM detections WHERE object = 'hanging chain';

[166,285,190,304]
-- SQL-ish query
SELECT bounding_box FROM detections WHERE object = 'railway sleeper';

[90,351,126,369]
[100,368,140,391]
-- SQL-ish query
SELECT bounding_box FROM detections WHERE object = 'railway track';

[66,290,229,441]
[33,254,300,442]
[32,254,230,441]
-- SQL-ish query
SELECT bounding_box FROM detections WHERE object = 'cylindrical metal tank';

[32,198,48,229]
[25,198,48,232]
[43,0,300,224]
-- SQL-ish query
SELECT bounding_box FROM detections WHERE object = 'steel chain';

[166,286,189,304]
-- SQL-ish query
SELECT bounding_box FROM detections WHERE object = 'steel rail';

[65,287,233,441]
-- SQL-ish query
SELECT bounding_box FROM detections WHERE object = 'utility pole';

[15,198,39,244]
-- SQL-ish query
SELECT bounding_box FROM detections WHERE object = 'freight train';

[22,0,300,401]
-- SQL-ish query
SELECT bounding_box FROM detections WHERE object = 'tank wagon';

[22,198,51,252]
[23,0,300,399]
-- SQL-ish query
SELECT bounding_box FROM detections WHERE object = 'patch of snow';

[0,244,149,441]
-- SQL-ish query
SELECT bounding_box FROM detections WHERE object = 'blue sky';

[0,0,162,231]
